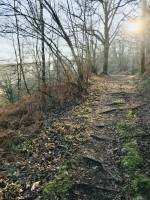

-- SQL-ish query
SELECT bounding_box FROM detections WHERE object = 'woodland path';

[70,75,141,200]
[1,75,150,200]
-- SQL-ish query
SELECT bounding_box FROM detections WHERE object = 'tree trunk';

[141,41,146,74]
[141,0,147,74]
[40,0,46,85]
[14,0,30,95]
[102,2,109,75]
[103,45,109,74]
[12,35,21,99]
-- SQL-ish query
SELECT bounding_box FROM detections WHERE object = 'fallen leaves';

[31,181,40,191]
[1,75,148,199]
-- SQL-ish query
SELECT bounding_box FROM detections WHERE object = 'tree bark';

[102,1,109,75]
[141,0,147,74]
[103,45,109,74]
[39,0,46,84]
[14,0,30,95]
[141,40,146,74]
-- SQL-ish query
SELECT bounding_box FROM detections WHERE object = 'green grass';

[42,159,77,199]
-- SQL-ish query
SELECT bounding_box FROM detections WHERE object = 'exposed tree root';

[99,105,141,114]
[73,182,119,192]
[98,108,117,114]
[82,156,105,170]
[90,134,115,142]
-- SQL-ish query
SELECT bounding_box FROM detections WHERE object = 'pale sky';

[0,0,145,64]
[0,37,15,63]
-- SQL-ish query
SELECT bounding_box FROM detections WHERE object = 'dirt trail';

[70,75,140,200]
[1,75,149,200]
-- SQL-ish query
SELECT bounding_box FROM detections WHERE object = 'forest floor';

[0,75,150,200]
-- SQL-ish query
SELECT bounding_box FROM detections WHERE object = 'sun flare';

[126,20,143,34]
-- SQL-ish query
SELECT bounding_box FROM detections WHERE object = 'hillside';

[0,75,150,199]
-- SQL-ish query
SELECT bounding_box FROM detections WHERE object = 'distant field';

[0,88,7,107]
[0,88,3,94]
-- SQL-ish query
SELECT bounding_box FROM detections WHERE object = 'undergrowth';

[121,141,143,174]
[117,110,136,136]
[117,110,150,199]
[0,130,35,157]
[141,76,150,93]
[42,157,78,200]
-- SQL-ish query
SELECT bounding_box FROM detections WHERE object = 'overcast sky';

[0,0,147,64]
[0,37,15,63]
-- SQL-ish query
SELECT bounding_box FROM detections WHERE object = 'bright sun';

[126,20,143,34]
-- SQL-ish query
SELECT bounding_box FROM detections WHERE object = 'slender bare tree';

[88,0,137,74]
[14,0,30,94]
[141,0,147,74]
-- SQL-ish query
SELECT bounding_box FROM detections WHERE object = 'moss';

[121,141,143,173]
[17,139,34,152]
[42,159,77,199]
[116,110,136,136]
[136,175,150,198]
[118,109,150,199]
[117,121,136,136]
[131,175,150,199]
[126,110,134,121]
[43,173,72,199]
